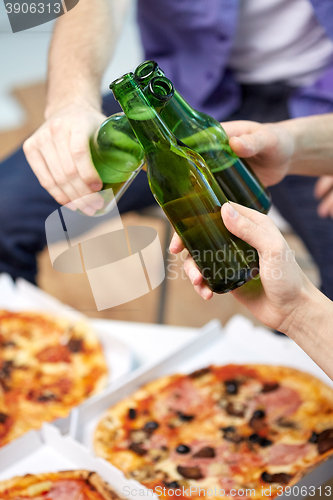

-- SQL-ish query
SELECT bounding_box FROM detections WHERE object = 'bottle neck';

[112,76,176,152]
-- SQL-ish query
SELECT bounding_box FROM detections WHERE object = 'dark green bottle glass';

[134,60,271,214]
[110,73,259,294]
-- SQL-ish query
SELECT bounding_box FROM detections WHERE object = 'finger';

[221,120,260,138]
[194,282,213,300]
[53,130,104,210]
[23,140,71,206]
[221,202,284,255]
[169,232,185,254]
[317,191,333,218]
[183,255,204,286]
[69,130,103,191]
[228,129,273,159]
[314,175,333,200]
[40,142,96,215]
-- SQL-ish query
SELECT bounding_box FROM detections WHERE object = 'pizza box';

[69,315,333,499]
[0,424,147,499]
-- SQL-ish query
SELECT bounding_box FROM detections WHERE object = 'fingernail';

[235,137,253,150]
[66,202,77,211]
[189,268,199,284]
[90,182,102,191]
[226,203,239,219]
[83,206,96,216]
[91,199,104,210]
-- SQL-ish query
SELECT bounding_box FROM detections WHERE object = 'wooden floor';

[0,82,320,328]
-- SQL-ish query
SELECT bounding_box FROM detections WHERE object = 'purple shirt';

[137,0,333,119]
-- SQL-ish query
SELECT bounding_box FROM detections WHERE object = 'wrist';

[282,277,328,340]
[45,86,101,120]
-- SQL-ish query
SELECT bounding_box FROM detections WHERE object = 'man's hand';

[169,203,313,335]
[314,175,333,218]
[23,104,106,215]
[221,120,295,187]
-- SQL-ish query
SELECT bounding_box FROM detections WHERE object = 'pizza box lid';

[0,424,148,499]
[69,315,333,498]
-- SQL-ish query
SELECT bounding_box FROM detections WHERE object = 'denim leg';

[269,176,333,300]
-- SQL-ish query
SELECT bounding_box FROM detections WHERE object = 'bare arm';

[23,0,131,214]
[170,203,333,381]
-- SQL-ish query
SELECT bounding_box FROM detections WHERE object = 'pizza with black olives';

[94,364,333,500]
[0,310,108,447]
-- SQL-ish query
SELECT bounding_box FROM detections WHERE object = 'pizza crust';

[0,470,121,500]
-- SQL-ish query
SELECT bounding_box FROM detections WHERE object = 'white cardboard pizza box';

[69,315,333,499]
[0,424,149,499]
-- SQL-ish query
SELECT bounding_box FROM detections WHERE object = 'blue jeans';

[0,89,333,299]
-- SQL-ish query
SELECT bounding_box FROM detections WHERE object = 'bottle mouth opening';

[149,76,174,101]
[134,60,158,82]
[109,72,135,92]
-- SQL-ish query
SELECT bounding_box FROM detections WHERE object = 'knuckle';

[50,118,63,136]
[63,162,77,178]
[35,130,50,147]
[23,138,34,155]
[71,143,87,159]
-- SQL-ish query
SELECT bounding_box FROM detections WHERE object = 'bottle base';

[206,266,257,294]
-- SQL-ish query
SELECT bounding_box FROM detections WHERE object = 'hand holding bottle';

[23,103,106,215]
[170,203,313,333]
[220,120,295,188]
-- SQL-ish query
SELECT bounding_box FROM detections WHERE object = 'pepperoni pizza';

[0,310,108,447]
[94,364,333,500]
[0,470,120,500]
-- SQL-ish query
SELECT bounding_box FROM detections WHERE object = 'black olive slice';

[128,408,137,420]
[177,412,195,422]
[224,379,239,395]
[177,466,204,480]
[309,431,319,443]
[164,481,180,489]
[176,444,191,454]
[144,421,159,432]
[67,338,83,353]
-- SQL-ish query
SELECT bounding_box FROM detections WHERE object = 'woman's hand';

[221,120,295,187]
[169,203,314,335]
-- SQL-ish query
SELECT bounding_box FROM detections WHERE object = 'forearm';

[279,114,333,176]
[45,0,130,117]
[286,281,333,380]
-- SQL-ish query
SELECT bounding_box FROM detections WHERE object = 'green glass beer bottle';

[88,80,174,216]
[110,73,259,294]
[134,60,271,214]
[88,112,144,216]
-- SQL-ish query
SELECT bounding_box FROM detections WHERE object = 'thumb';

[229,130,269,158]
[221,202,280,254]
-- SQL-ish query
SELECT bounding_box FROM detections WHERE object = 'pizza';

[0,470,120,500]
[0,310,108,447]
[94,364,333,500]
